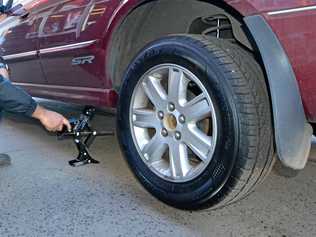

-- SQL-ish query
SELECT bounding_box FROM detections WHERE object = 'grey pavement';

[0,100,315,237]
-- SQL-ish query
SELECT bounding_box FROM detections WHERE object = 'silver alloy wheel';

[130,64,217,183]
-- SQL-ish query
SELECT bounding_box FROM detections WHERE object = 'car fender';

[244,15,313,170]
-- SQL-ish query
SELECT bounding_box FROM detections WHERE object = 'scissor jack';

[57,107,114,167]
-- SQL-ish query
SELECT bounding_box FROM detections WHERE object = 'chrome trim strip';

[268,5,316,15]
[13,82,106,93]
[3,51,37,60]
[40,40,96,54]
[2,40,97,60]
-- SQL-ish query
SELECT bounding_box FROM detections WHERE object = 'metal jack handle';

[57,106,114,167]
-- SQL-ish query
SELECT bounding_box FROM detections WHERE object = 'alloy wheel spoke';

[183,125,213,162]
[131,64,218,182]
[169,142,191,178]
[132,109,157,128]
[183,93,212,122]
[142,76,167,110]
[142,135,167,163]
[168,67,188,105]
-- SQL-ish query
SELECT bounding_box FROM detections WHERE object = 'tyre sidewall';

[117,37,239,208]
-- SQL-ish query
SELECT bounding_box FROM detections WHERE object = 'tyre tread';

[182,35,275,209]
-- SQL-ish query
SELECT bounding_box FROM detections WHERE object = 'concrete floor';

[0,100,315,237]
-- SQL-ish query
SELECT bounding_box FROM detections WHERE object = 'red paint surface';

[226,0,316,15]
[0,0,315,121]
[263,10,316,122]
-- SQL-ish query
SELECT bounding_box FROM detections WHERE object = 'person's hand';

[32,105,71,132]
[0,68,9,79]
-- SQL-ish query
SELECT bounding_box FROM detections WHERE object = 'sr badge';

[72,55,95,65]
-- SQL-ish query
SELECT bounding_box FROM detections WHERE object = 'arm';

[0,75,37,116]
[0,73,71,132]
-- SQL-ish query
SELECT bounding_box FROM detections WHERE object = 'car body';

[0,0,314,118]
[0,0,315,209]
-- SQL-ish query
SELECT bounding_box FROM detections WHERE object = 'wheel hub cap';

[164,113,177,131]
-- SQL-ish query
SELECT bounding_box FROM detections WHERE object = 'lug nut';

[179,115,186,124]
[168,103,175,111]
[175,131,182,140]
[158,111,164,120]
[161,128,168,137]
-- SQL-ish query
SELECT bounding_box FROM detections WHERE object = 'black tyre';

[117,35,274,209]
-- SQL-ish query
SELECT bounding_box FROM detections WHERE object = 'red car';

[0,0,315,209]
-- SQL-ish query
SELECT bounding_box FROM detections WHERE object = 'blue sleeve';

[0,76,37,117]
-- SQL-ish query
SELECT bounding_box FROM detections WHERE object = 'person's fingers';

[49,126,58,132]
[56,122,64,132]
[63,118,71,131]
[56,117,66,131]
[38,110,70,132]
[54,119,64,132]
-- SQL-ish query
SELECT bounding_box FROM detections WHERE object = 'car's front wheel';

[117,35,275,209]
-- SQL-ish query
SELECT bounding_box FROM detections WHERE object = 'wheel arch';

[105,0,253,90]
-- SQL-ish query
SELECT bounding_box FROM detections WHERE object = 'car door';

[0,0,48,85]
[38,0,116,89]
